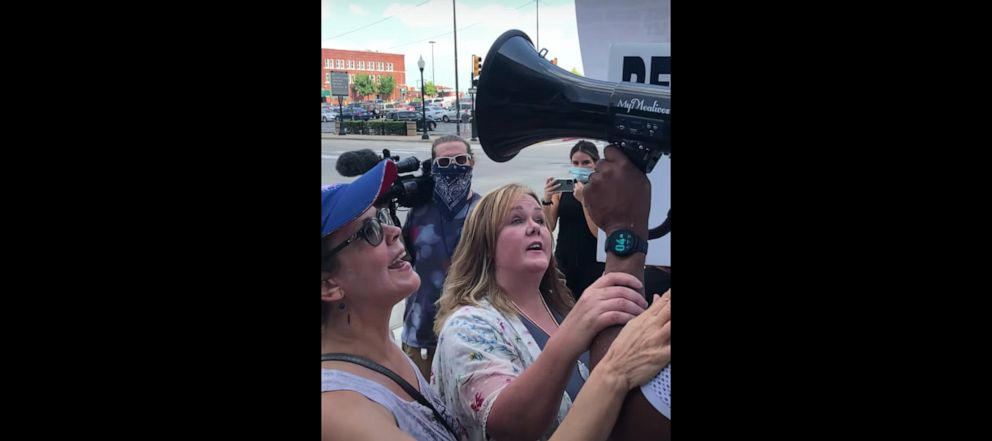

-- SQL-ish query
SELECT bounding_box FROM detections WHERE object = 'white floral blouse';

[431,299,573,441]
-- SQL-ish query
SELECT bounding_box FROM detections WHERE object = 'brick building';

[321,49,406,104]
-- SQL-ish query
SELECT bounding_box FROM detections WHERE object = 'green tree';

[377,75,396,99]
[352,74,375,101]
[424,81,437,98]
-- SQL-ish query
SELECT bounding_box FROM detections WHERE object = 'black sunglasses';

[323,209,393,260]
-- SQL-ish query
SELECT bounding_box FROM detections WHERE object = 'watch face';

[613,231,634,253]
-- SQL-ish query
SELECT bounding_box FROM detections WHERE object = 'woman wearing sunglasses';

[322,164,670,441]
[322,160,464,441]
[400,135,482,381]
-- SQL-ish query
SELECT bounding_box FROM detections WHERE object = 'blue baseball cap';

[321,159,398,238]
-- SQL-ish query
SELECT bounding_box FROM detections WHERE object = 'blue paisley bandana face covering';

[569,167,593,183]
[432,163,473,218]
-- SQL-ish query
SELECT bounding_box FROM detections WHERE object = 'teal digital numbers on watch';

[605,229,648,257]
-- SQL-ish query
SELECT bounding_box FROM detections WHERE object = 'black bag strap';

[321,353,457,438]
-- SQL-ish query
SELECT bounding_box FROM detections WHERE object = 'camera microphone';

[336,149,382,177]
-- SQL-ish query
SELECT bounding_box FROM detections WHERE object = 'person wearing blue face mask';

[400,135,483,380]
[542,140,605,301]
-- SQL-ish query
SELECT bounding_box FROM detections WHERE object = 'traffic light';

[472,55,482,78]
[551,57,558,66]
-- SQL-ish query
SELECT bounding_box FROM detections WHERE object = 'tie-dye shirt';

[322,354,465,440]
[431,300,573,441]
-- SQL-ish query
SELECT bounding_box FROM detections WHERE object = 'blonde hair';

[434,184,574,336]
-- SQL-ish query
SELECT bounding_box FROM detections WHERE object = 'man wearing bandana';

[401,135,482,379]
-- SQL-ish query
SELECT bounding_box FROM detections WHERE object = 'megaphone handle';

[614,141,665,174]
[611,143,668,239]
[648,210,671,240]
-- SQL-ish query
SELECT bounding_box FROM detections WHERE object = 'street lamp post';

[429,40,436,87]
[418,56,429,140]
[468,86,478,141]
[453,0,461,136]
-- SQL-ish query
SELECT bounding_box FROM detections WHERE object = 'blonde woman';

[432,184,653,441]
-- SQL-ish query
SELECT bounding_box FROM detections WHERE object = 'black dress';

[554,192,606,300]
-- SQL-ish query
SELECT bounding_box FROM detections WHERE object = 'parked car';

[383,103,405,113]
[321,108,338,122]
[337,107,371,121]
[424,106,447,121]
[386,111,437,131]
[442,103,473,123]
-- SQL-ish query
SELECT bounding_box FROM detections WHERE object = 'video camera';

[335,148,434,210]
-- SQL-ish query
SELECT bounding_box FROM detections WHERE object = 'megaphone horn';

[477,29,670,173]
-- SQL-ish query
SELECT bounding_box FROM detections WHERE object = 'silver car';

[442,103,473,123]
[425,106,447,121]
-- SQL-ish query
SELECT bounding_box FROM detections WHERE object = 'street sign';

[330,72,349,97]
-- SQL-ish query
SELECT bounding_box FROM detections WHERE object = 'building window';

[348,60,355,69]
[388,63,394,71]
[324,59,331,69]
[337,59,344,68]
[358,60,364,70]
[378,62,384,71]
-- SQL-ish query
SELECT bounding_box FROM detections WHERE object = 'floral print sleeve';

[432,305,529,441]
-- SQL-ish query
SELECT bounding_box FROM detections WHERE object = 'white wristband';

[640,364,671,419]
